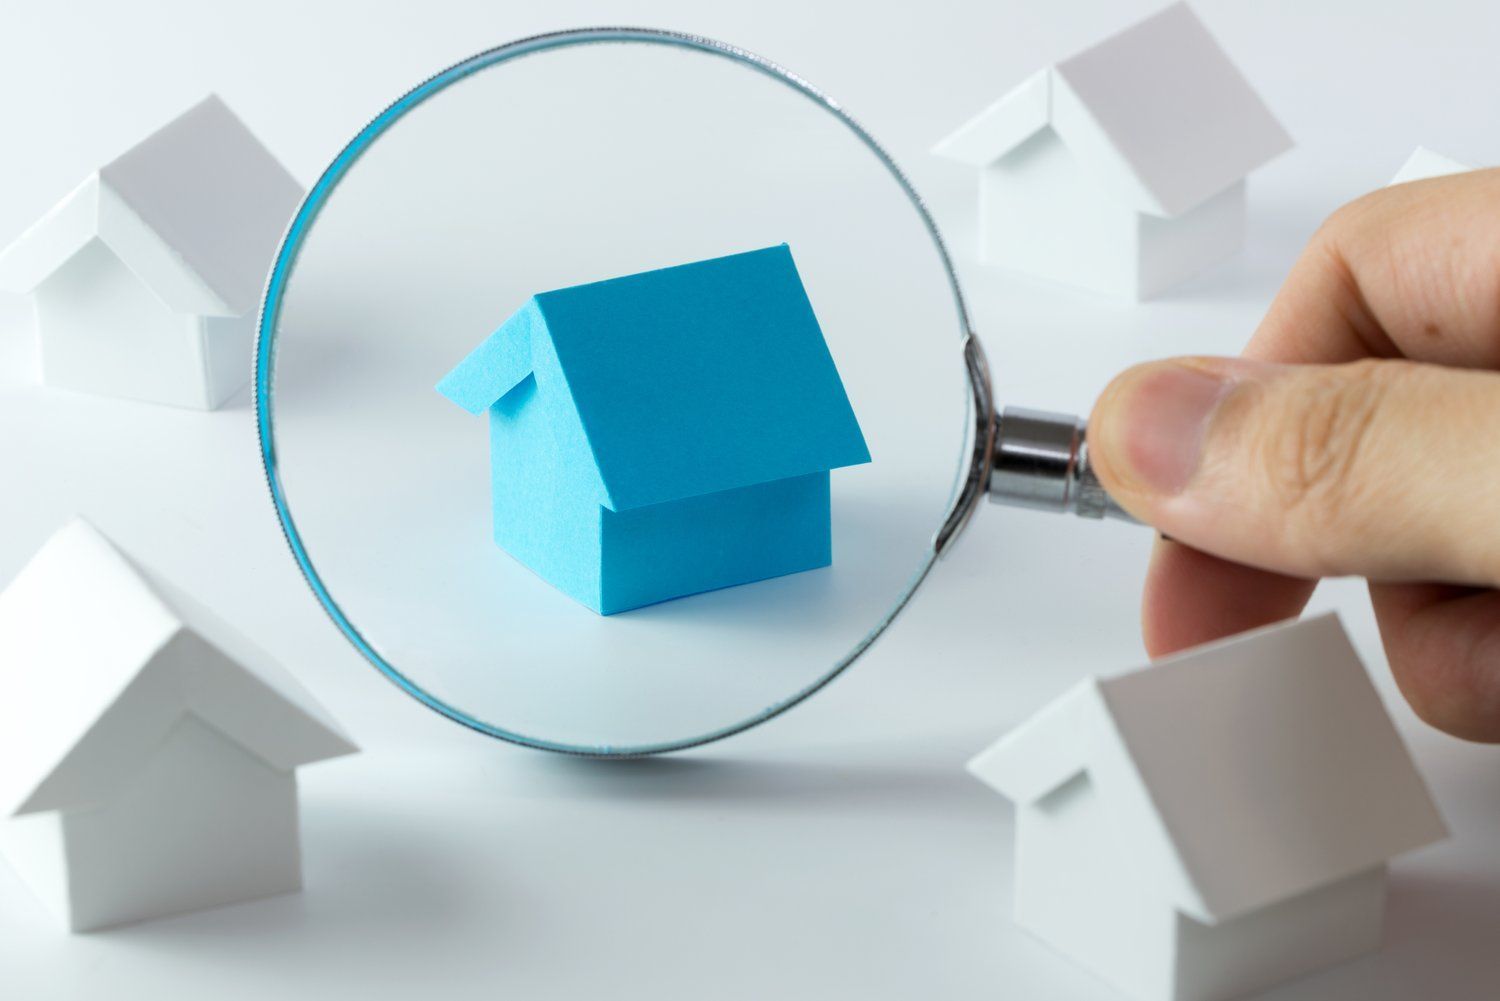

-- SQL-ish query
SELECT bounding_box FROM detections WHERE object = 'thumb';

[1088,356,1500,588]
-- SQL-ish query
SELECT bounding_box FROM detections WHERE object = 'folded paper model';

[1388,146,1473,185]
[0,519,357,932]
[0,94,303,409]
[932,2,1292,298]
[968,614,1446,1001]
[437,244,870,614]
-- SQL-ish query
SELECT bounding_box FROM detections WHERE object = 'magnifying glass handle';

[988,407,1138,523]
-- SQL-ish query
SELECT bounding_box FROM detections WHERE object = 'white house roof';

[932,2,1292,217]
[0,519,356,818]
[969,614,1446,925]
[0,94,303,317]
[1389,146,1472,186]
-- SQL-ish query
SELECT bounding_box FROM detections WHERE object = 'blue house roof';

[437,245,870,512]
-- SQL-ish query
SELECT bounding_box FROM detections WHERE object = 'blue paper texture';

[437,244,869,614]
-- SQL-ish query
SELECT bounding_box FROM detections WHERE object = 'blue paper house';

[436,245,870,615]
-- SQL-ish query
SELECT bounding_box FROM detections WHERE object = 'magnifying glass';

[257,28,1135,757]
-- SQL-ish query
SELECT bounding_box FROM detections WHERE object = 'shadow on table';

[511,743,994,816]
[74,794,493,970]
[1259,865,1500,1001]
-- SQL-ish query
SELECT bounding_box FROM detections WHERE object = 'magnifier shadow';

[514,751,984,815]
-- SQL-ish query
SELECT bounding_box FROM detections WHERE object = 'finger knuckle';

[1255,362,1392,561]
[1314,190,1385,245]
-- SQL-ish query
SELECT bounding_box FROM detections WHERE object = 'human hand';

[1086,168,1500,741]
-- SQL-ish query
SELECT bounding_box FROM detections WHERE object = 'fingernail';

[1101,362,1233,495]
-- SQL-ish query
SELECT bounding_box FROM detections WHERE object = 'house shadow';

[1255,867,1500,1000]
[75,794,496,962]
[216,379,255,412]
[1155,245,1290,309]
[1156,204,1321,309]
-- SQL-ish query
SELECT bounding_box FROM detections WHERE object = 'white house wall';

[32,239,225,409]
[200,312,256,408]
[1014,772,1177,1001]
[0,812,69,927]
[1172,865,1386,1001]
[981,130,1141,297]
[58,715,301,932]
[1135,182,1246,299]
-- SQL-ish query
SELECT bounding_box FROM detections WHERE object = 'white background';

[1,1,1498,998]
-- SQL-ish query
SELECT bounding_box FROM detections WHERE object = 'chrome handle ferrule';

[987,407,1135,522]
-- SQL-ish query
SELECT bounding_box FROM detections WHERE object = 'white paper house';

[0,519,357,932]
[0,95,302,409]
[968,614,1445,1001]
[1388,147,1472,186]
[932,3,1292,298]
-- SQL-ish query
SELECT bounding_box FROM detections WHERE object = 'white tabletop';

[1,2,1497,998]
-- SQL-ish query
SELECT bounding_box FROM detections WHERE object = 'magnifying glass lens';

[267,36,971,754]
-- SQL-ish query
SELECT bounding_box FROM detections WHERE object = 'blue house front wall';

[599,472,832,615]
[485,319,609,612]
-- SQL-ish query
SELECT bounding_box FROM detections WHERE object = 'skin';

[1086,168,1500,742]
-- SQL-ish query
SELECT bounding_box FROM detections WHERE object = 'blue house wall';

[599,472,830,614]
[481,301,609,611]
